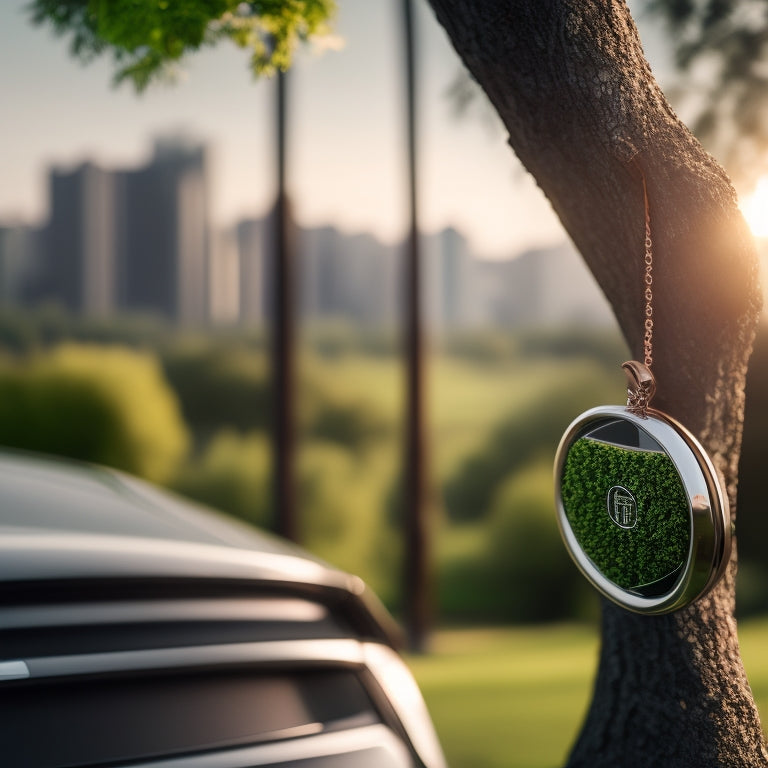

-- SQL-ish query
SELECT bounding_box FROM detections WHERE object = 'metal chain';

[623,164,656,416]
[641,171,654,369]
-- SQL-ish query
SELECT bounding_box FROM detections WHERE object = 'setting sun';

[741,177,768,239]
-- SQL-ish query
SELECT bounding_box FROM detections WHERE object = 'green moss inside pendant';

[561,437,690,591]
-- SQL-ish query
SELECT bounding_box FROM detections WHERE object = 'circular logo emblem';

[607,485,638,529]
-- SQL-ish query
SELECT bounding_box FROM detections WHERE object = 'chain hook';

[623,360,656,416]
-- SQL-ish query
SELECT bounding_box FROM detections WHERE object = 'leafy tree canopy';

[642,1,768,185]
[29,0,337,90]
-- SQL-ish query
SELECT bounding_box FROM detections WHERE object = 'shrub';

[440,330,518,364]
[172,429,271,529]
[485,459,595,622]
[0,309,38,354]
[0,343,189,483]
[442,366,618,522]
[302,387,391,450]
[303,322,397,359]
[161,342,270,436]
[517,326,628,367]
[297,441,400,603]
[437,523,502,622]
[173,433,399,603]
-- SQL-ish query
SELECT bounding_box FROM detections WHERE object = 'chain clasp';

[622,360,656,417]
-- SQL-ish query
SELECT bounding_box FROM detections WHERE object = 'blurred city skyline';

[0,134,613,329]
[0,0,574,260]
[0,0,626,261]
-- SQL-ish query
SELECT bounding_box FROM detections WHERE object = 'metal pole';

[402,0,431,652]
[272,68,298,542]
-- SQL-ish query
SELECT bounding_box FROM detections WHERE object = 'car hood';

[0,449,300,553]
[0,449,402,646]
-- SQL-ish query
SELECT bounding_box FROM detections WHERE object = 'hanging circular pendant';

[554,402,731,615]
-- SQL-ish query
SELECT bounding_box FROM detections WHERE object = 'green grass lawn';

[407,619,768,768]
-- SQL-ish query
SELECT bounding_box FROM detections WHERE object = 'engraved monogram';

[607,485,638,529]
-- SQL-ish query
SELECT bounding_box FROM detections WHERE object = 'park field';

[407,618,768,768]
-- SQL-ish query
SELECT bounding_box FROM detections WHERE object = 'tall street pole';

[402,0,431,653]
[272,67,298,543]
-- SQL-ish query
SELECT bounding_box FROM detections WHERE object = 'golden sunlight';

[740,176,768,239]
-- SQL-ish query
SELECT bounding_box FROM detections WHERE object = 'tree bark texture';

[424,1,765,766]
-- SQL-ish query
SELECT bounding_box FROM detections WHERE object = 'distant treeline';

[0,305,766,622]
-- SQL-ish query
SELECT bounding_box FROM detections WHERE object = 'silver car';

[0,450,447,768]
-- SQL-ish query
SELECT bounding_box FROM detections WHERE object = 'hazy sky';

[0,1,670,258]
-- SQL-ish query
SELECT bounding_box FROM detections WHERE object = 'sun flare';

[741,177,768,239]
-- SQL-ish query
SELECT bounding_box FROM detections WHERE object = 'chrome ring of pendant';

[554,405,731,615]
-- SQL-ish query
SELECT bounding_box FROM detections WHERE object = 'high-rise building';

[42,161,116,315]
[532,243,613,326]
[298,225,398,327]
[344,232,398,327]
[236,216,274,326]
[301,226,345,319]
[423,227,473,332]
[0,223,41,306]
[116,137,210,324]
[25,137,616,334]
[439,228,471,330]
[475,243,613,329]
[209,228,240,325]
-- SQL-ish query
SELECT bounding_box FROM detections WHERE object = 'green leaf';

[28,0,337,90]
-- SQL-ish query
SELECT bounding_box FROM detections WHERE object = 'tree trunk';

[424,1,765,765]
